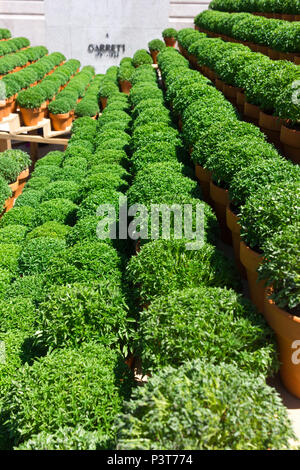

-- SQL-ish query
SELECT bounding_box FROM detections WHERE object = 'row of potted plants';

[0,48,60,122]
[74,74,102,119]
[0,37,30,58]
[0,45,48,77]
[97,66,120,109]
[177,27,300,163]
[117,57,135,94]
[0,101,136,448]
[115,50,296,449]
[195,10,300,62]
[157,45,300,398]
[209,0,300,19]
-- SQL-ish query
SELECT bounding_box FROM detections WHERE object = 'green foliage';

[35,151,64,168]
[0,297,36,334]
[0,176,12,208]
[31,164,62,181]
[14,190,42,209]
[0,225,27,244]
[132,107,172,129]
[148,39,166,52]
[3,342,132,446]
[131,142,180,173]
[127,239,240,304]
[36,281,129,350]
[240,182,300,250]
[173,82,220,116]
[40,180,80,203]
[18,237,66,275]
[1,150,31,172]
[25,176,51,190]
[77,189,122,219]
[4,274,46,305]
[258,223,300,312]
[75,99,99,117]
[17,87,46,110]
[132,49,153,67]
[230,156,300,207]
[0,206,36,230]
[129,84,163,107]
[33,199,78,227]
[43,241,122,287]
[48,98,73,114]
[0,243,21,273]
[137,286,278,376]
[26,221,70,241]
[162,28,177,39]
[0,268,13,299]
[115,359,294,450]
[131,122,181,151]
[0,157,20,184]
[66,216,102,246]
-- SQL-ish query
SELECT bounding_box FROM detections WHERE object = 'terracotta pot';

[294,15,300,21]
[19,107,43,126]
[9,180,18,194]
[279,51,295,62]
[164,37,176,48]
[150,50,159,64]
[3,97,13,117]
[236,90,246,114]
[189,54,198,67]
[223,83,237,103]
[281,14,295,21]
[0,101,6,122]
[215,78,225,92]
[244,101,260,125]
[18,168,29,184]
[100,96,107,110]
[280,124,300,164]
[294,55,300,65]
[268,48,280,60]
[240,241,266,313]
[195,164,212,205]
[259,111,283,147]
[49,112,72,131]
[256,44,269,55]
[226,206,246,278]
[264,294,300,399]
[119,79,132,95]
[210,180,231,244]
[4,196,14,212]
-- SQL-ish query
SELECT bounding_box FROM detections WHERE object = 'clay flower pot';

[222,83,237,104]
[236,90,246,114]
[20,107,44,126]
[226,206,246,278]
[279,51,295,61]
[195,164,212,205]
[215,78,225,92]
[240,241,266,313]
[49,112,72,131]
[259,111,283,147]
[264,293,300,399]
[150,50,159,65]
[280,124,300,164]
[295,56,300,65]
[4,196,14,212]
[210,180,231,244]
[18,168,29,184]
[164,37,176,48]
[119,80,132,95]
[100,96,107,110]
[281,14,294,21]
[0,100,6,122]
[256,44,269,55]
[9,180,19,196]
[244,101,260,125]
[268,48,280,60]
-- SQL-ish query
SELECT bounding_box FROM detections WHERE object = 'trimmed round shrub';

[60,166,87,184]
[31,164,62,181]
[132,108,172,130]
[18,237,66,275]
[132,49,153,67]
[43,241,122,287]
[129,84,163,107]
[26,221,71,241]
[230,157,300,207]
[162,28,177,39]
[33,199,78,227]
[66,216,103,246]
[1,149,31,172]
[36,281,129,350]
[0,206,36,230]
[0,157,20,184]
[132,98,164,119]
[0,225,27,244]
[14,190,42,209]
[132,123,181,151]
[89,149,128,167]
[77,189,123,220]
[40,180,80,203]
[148,39,166,52]
[64,143,93,160]
[78,174,128,202]
[258,223,300,313]
[240,182,300,250]
[0,243,21,273]
[0,268,14,299]
[131,142,180,174]
[137,286,278,376]
[127,239,240,304]
[34,151,64,168]
[62,157,88,171]
[173,83,220,116]
[24,176,51,191]
[3,343,132,446]
[115,359,294,450]
[71,116,97,133]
